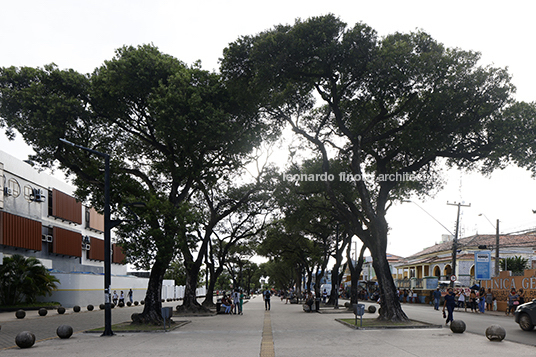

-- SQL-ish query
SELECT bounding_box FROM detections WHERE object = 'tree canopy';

[0,44,268,322]
[221,14,535,321]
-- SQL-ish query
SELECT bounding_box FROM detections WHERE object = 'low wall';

[38,272,206,307]
[482,269,536,312]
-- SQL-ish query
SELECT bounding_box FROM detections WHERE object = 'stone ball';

[38,308,48,316]
[99,304,105,310]
[344,302,351,308]
[56,325,73,339]
[73,305,81,313]
[134,301,139,306]
[15,310,26,319]
[368,305,377,313]
[111,303,115,309]
[140,300,145,305]
[118,302,125,308]
[486,324,506,341]
[15,331,35,348]
[450,320,466,333]
[87,304,94,311]
[127,301,132,307]
[57,307,66,314]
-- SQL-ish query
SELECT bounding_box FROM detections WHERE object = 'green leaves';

[0,255,59,305]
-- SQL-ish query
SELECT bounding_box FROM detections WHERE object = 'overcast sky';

[1,0,535,257]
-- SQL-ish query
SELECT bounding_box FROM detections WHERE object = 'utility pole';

[447,202,471,288]
[495,219,500,277]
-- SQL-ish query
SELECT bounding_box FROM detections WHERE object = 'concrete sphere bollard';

[368,305,377,313]
[15,310,26,319]
[15,331,35,348]
[134,301,139,306]
[344,302,350,309]
[140,300,145,305]
[127,301,132,307]
[38,308,48,316]
[57,306,66,314]
[56,325,73,339]
[73,305,81,313]
[450,320,466,333]
[486,325,506,341]
[87,304,94,311]
[118,302,125,308]
[99,303,105,310]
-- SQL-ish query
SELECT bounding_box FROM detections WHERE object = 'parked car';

[515,299,536,331]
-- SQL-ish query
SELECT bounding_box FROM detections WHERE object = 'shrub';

[0,255,59,305]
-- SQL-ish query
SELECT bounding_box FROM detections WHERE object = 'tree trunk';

[202,265,224,307]
[347,244,367,305]
[367,233,408,321]
[133,257,167,325]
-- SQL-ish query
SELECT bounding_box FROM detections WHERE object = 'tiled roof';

[406,233,536,259]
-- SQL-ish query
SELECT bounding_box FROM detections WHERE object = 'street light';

[59,138,145,336]
[478,214,500,277]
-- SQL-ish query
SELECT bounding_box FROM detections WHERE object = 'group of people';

[220,289,244,314]
[441,286,525,325]
[112,289,134,305]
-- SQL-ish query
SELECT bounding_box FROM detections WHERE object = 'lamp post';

[479,214,500,277]
[60,139,115,336]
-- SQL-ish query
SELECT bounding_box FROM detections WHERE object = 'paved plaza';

[1,296,535,356]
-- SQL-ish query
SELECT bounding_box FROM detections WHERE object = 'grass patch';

[87,320,190,333]
[338,318,437,329]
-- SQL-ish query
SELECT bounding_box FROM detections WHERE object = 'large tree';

[221,15,533,321]
[0,44,266,323]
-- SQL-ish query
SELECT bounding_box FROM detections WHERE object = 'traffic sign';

[450,275,457,282]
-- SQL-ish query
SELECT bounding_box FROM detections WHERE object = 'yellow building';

[394,233,536,290]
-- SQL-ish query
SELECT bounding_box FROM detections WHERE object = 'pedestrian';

[506,288,519,316]
[239,289,244,315]
[112,290,118,305]
[518,288,525,305]
[322,289,327,304]
[119,290,125,304]
[478,288,486,313]
[485,288,494,311]
[232,289,240,314]
[128,288,133,303]
[442,288,456,326]
[469,290,477,312]
[457,289,466,311]
[264,288,271,311]
[432,288,442,310]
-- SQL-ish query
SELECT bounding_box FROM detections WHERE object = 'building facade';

[0,150,135,306]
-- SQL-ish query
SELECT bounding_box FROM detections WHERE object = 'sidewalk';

[0,296,534,356]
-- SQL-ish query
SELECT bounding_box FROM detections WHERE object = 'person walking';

[128,288,133,304]
[432,288,442,310]
[264,289,271,311]
[112,290,118,305]
[443,288,456,326]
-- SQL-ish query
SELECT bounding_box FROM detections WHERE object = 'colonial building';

[394,233,536,289]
